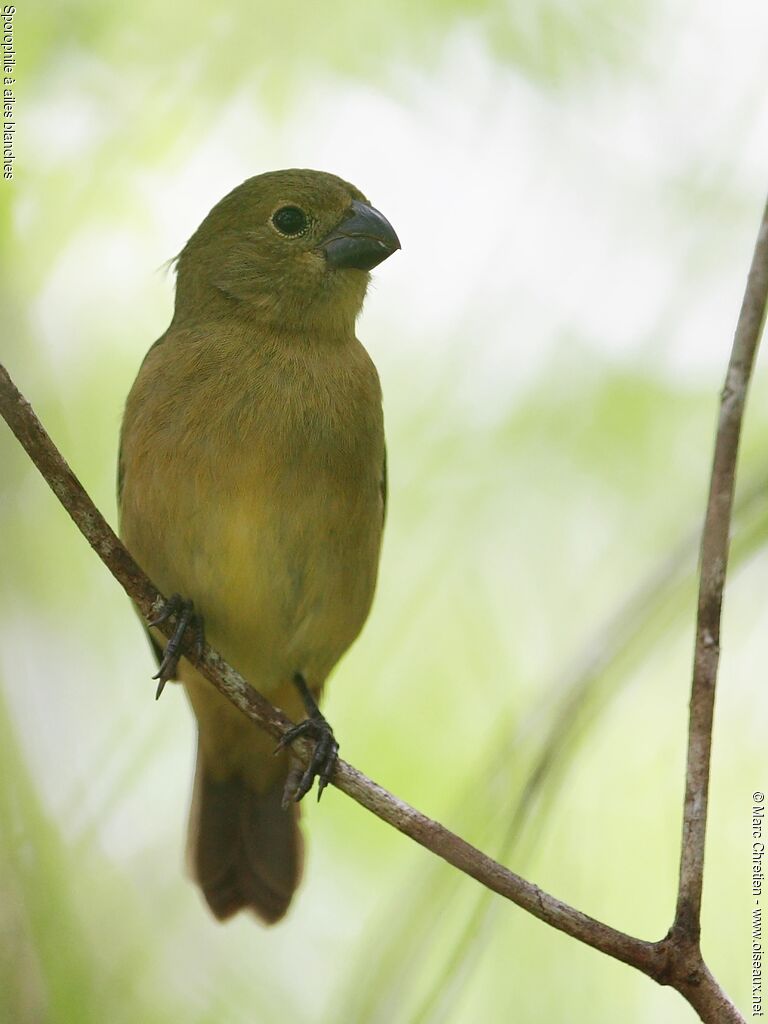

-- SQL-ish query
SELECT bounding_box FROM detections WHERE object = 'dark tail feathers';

[188,752,303,923]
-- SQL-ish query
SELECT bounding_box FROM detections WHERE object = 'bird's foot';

[275,673,339,802]
[147,594,205,699]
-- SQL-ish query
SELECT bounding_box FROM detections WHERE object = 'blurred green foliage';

[2,1,767,1022]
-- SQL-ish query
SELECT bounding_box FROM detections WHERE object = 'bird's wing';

[117,413,167,674]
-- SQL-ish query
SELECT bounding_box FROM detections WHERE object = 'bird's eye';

[271,206,309,238]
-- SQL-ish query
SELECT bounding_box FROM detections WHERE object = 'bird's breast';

[120,328,385,690]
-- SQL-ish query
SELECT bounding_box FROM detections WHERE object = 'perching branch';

[2,195,766,1024]
[0,361,659,963]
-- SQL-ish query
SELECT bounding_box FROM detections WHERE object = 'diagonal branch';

[0,362,745,1024]
[0,360,661,970]
[4,177,767,1024]
[673,198,768,943]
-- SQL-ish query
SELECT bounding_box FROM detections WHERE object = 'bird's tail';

[187,746,303,923]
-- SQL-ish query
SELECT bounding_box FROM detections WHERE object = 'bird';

[118,168,400,923]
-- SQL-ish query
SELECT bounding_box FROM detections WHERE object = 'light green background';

[1,2,767,1021]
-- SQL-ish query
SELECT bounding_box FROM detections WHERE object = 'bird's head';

[173,169,400,336]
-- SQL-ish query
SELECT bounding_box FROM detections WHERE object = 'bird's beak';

[318,200,401,272]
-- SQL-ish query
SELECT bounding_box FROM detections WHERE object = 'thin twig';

[4,183,767,1024]
[0,361,660,969]
[674,198,768,944]
[0,364,746,1024]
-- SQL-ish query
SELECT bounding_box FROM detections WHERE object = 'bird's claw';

[276,716,339,801]
[275,672,339,801]
[148,594,205,699]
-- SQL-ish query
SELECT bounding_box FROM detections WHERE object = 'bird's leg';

[275,672,339,802]
[148,594,205,699]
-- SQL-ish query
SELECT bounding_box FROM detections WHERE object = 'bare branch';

[5,182,767,1024]
[0,361,660,965]
[674,198,768,944]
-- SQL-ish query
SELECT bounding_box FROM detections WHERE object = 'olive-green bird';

[118,169,400,923]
